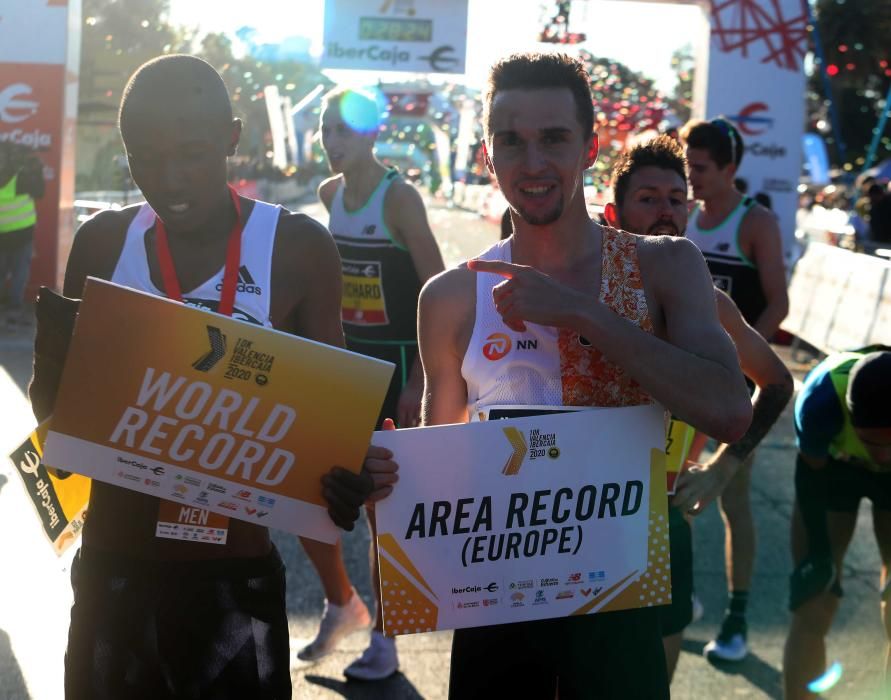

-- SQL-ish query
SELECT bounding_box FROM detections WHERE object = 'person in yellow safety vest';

[0,142,45,327]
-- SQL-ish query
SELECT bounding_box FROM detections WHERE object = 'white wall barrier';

[783,243,891,353]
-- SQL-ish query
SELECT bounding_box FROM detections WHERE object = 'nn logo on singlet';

[482,333,511,361]
[482,333,538,361]
[216,266,262,295]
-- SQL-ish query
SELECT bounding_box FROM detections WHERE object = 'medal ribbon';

[154,185,243,316]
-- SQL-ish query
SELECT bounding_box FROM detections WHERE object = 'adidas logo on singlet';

[216,265,262,295]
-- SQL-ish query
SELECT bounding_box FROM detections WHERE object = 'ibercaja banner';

[373,406,669,634]
[42,278,394,544]
[9,420,90,556]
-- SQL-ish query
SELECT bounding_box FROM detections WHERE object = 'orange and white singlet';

[462,226,655,417]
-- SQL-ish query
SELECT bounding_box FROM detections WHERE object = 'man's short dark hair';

[681,117,744,169]
[847,350,891,428]
[611,135,687,207]
[483,52,593,139]
[119,54,233,134]
[868,183,886,199]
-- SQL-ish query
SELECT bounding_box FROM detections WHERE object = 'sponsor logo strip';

[42,432,339,543]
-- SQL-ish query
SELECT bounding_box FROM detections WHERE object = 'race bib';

[342,259,389,326]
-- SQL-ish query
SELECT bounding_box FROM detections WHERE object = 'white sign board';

[373,406,670,634]
[322,0,468,74]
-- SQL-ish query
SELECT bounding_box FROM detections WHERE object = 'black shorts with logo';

[449,606,668,699]
[658,506,694,636]
[65,545,291,700]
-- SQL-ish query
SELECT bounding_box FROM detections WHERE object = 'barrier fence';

[782,242,891,355]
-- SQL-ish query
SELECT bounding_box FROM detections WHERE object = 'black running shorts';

[790,459,891,609]
[824,459,891,513]
[448,606,669,699]
[65,545,291,700]
[658,506,694,636]
[346,337,418,429]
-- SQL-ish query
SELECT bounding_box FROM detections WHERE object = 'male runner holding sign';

[418,52,751,698]
[31,55,397,699]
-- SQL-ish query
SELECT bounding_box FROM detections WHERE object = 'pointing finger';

[468,259,525,279]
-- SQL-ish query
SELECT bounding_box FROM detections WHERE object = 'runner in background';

[419,51,751,699]
[31,55,395,699]
[604,134,793,677]
[784,348,891,699]
[680,117,789,662]
[296,87,444,681]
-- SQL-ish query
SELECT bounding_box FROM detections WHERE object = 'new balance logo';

[361,224,377,236]
[216,265,262,295]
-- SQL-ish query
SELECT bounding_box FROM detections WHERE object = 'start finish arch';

[612,0,808,262]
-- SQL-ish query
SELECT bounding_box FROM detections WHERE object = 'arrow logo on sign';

[192,326,227,372]
[501,427,527,476]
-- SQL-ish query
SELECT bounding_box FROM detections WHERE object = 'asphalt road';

[0,197,887,699]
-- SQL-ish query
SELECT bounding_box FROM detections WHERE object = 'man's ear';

[724,161,738,180]
[482,140,495,176]
[603,202,619,228]
[228,118,243,157]
[585,132,600,169]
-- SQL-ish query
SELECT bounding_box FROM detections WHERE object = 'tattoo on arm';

[724,381,793,461]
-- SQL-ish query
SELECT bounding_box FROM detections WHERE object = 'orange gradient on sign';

[379,532,439,635]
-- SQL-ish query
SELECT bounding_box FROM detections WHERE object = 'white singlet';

[110,200,282,327]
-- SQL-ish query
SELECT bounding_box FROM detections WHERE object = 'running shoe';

[344,631,399,681]
[296,589,371,662]
[704,628,748,662]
